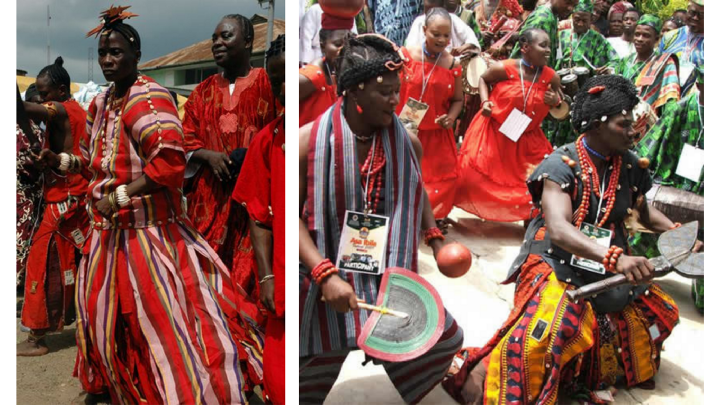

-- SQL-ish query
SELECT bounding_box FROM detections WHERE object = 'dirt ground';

[16,314,83,405]
[15,300,264,405]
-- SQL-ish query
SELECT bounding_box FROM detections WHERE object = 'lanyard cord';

[324,60,336,86]
[595,168,608,225]
[696,98,704,147]
[361,136,377,214]
[569,31,589,63]
[682,27,701,63]
[420,45,442,102]
[519,60,540,113]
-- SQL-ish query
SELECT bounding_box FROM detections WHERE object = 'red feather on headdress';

[86,5,139,38]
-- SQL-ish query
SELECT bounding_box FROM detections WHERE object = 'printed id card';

[571,223,612,274]
[676,143,704,183]
[336,210,390,275]
[64,269,75,286]
[679,60,695,86]
[499,108,532,142]
[71,228,86,246]
[398,97,429,136]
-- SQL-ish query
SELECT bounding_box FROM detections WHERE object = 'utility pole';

[88,47,93,82]
[266,0,275,54]
[258,0,275,67]
[47,5,51,65]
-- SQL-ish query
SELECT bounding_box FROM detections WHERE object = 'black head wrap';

[571,75,639,133]
[336,34,405,96]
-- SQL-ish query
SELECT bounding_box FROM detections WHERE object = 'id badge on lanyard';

[676,143,704,183]
[679,60,695,87]
[500,61,538,142]
[398,97,429,136]
[571,223,612,274]
[336,210,390,275]
[499,108,532,142]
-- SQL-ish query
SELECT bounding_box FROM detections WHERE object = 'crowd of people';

[14,0,704,404]
[299,0,703,403]
[17,5,286,404]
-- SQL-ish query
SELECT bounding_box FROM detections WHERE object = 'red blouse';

[232,115,286,316]
[396,47,462,131]
[299,63,337,128]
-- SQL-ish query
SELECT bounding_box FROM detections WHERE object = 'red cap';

[322,13,354,30]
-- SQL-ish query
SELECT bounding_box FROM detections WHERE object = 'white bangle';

[58,153,70,172]
[116,185,131,207]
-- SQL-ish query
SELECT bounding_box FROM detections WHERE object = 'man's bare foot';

[17,337,49,356]
[71,391,112,405]
[460,362,487,405]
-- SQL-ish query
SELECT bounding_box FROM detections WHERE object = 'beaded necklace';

[422,42,440,59]
[573,134,622,228]
[100,74,158,171]
[582,136,609,161]
[360,136,386,214]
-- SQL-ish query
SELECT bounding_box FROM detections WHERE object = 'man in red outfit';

[18,57,90,356]
[233,34,286,404]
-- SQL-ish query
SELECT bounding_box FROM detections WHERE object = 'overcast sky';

[17,0,286,83]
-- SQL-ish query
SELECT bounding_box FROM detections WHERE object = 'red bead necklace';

[360,137,386,214]
[572,134,622,228]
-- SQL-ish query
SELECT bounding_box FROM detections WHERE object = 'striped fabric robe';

[74,76,248,404]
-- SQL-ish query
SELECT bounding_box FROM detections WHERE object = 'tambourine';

[460,55,489,95]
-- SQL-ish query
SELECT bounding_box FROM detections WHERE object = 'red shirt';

[299,64,337,128]
[232,115,285,316]
[43,99,90,202]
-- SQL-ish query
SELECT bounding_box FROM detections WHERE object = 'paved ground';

[326,208,705,404]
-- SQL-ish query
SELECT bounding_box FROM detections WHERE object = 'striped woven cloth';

[300,99,424,358]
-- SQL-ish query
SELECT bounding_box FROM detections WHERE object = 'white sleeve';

[453,14,480,48]
[405,17,424,47]
[300,6,321,64]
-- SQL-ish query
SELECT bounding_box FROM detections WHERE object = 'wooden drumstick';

[321,297,409,318]
[358,302,409,319]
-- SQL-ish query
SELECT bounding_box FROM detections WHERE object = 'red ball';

[319,0,365,18]
[436,243,472,278]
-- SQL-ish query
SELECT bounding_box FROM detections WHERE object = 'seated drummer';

[544,0,619,146]
[298,34,464,404]
[632,65,705,312]
[444,75,701,404]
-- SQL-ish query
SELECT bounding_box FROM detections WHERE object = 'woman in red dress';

[455,28,562,222]
[299,15,352,128]
[397,8,464,225]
